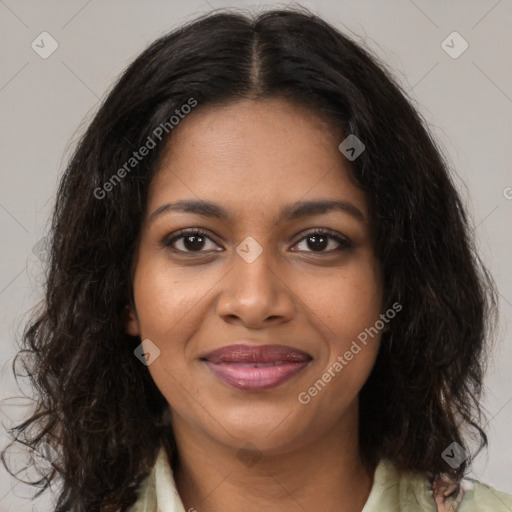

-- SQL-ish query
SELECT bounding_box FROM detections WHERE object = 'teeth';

[234,361,285,367]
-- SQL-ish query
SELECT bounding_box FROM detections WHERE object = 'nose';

[216,244,295,329]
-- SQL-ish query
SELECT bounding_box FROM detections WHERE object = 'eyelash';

[161,228,352,255]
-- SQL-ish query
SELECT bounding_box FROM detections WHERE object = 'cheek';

[132,256,212,339]
[132,260,202,407]
[297,269,382,419]
[295,256,382,390]
[297,257,383,340]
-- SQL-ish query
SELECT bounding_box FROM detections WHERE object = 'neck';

[171,402,375,512]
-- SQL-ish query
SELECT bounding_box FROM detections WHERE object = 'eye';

[161,227,352,255]
[291,229,352,253]
[161,228,222,254]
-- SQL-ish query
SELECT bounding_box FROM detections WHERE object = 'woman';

[3,8,511,512]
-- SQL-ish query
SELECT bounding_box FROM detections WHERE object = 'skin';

[126,97,385,512]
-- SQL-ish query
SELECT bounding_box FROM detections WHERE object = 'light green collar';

[129,446,512,512]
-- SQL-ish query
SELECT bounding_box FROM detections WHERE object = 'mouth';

[200,344,312,391]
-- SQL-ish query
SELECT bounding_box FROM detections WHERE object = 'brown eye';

[162,229,222,253]
[292,229,351,253]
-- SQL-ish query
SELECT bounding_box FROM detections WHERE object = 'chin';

[210,408,316,454]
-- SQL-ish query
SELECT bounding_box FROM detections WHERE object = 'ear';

[124,305,140,336]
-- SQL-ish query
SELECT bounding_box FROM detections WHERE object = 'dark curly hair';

[2,7,498,512]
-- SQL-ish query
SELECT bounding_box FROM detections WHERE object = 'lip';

[201,344,312,391]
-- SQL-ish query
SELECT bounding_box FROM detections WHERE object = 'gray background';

[0,1,511,510]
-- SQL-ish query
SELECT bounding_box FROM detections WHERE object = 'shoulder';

[455,478,512,511]
[431,471,512,511]
[366,459,512,512]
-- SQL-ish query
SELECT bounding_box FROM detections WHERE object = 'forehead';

[147,98,367,219]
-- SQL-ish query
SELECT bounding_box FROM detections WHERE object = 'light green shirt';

[129,446,512,511]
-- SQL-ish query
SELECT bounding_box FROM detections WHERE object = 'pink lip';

[201,344,311,391]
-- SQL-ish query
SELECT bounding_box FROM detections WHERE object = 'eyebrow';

[148,198,366,224]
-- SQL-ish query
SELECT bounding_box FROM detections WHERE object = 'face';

[126,97,384,456]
